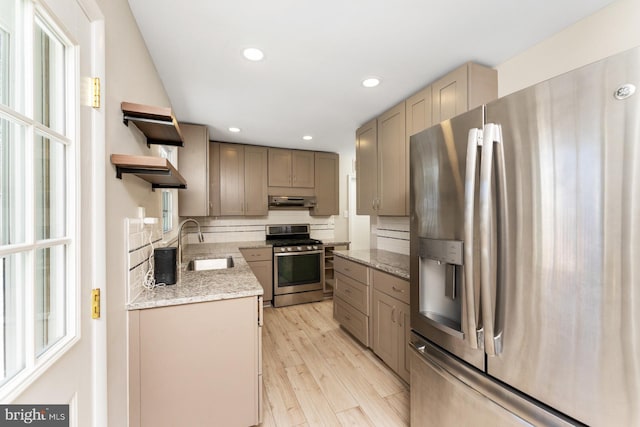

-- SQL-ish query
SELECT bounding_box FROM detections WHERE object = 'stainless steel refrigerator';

[409,46,640,426]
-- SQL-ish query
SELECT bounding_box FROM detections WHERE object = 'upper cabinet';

[356,102,406,216]
[432,62,497,123]
[356,62,497,217]
[313,152,339,216]
[406,86,433,213]
[213,143,268,217]
[178,123,209,217]
[356,119,378,216]
[244,146,269,216]
[377,102,406,216]
[268,148,314,188]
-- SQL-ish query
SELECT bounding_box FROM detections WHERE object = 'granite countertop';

[127,242,268,310]
[333,249,410,280]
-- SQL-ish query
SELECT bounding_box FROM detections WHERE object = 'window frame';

[0,0,79,399]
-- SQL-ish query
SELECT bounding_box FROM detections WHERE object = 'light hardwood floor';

[261,299,409,427]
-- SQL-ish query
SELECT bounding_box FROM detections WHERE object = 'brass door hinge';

[91,288,101,319]
[92,77,100,109]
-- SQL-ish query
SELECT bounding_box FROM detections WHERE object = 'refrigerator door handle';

[463,128,482,349]
[479,123,501,356]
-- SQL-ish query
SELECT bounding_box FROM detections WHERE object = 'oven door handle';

[274,249,324,257]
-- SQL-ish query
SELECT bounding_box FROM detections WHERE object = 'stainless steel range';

[266,224,324,307]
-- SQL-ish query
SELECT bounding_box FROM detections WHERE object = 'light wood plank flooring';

[261,300,409,427]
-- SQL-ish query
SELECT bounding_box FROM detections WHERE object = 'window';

[0,1,76,393]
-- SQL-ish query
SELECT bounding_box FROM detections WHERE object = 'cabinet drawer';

[372,269,410,305]
[335,272,369,315]
[334,296,369,347]
[240,247,272,262]
[334,256,368,284]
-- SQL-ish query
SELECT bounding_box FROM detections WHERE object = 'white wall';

[94,0,172,424]
[497,0,640,96]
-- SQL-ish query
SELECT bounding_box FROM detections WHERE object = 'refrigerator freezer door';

[410,107,485,370]
[485,47,640,426]
[409,335,576,427]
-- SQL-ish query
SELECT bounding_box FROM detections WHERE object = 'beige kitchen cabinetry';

[322,242,350,296]
[177,123,209,216]
[376,101,406,215]
[268,148,315,188]
[333,256,370,346]
[356,102,406,216]
[240,247,273,303]
[356,62,496,217]
[432,62,497,123]
[405,86,433,213]
[371,269,410,382]
[356,118,378,215]
[216,143,268,216]
[129,296,262,427]
[313,152,339,216]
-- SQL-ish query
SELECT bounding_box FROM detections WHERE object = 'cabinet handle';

[399,312,404,327]
[392,286,404,293]
[345,314,351,321]
[391,307,396,323]
[344,288,352,294]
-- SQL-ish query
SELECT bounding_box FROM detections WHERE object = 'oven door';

[274,250,324,295]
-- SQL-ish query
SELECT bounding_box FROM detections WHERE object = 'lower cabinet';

[129,296,262,427]
[371,270,410,383]
[240,247,273,303]
[333,256,370,347]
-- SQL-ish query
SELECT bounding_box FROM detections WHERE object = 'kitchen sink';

[189,256,234,271]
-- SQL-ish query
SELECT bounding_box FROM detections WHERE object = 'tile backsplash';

[181,210,336,243]
[373,216,409,255]
[126,218,163,303]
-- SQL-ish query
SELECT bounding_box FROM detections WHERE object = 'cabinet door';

[406,87,432,214]
[244,146,268,215]
[247,260,273,302]
[377,101,406,216]
[219,143,245,215]
[432,64,468,123]
[178,123,209,216]
[209,142,221,216]
[372,289,398,371]
[292,150,315,188]
[268,148,292,187]
[313,152,339,216]
[138,297,259,427]
[356,118,377,215]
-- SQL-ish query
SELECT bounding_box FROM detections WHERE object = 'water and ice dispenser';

[418,238,464,339]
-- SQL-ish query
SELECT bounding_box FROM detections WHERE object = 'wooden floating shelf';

[111,154,187,190]
[121,101,184,147]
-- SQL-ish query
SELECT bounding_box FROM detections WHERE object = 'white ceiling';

[127,0,614,153]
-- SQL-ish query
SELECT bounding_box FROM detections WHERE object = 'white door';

[0,0,105,426]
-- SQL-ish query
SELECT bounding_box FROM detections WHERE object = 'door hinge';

[92,77,101,109]
[91,288,101,319]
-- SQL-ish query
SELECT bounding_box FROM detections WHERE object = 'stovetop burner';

[265,224,323,251]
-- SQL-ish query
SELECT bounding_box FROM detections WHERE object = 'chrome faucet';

[176,218,205,275]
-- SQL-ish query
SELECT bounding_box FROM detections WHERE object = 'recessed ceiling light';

[302,135,313,141]
[229,127,241,133]
[242,48,264,61]
[362,77,381,88]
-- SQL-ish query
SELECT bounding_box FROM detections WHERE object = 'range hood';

[268,195,316,209]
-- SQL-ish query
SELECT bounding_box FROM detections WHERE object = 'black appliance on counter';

[266,224,324,307]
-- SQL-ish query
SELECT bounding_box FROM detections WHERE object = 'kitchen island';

[128,242,266,427]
